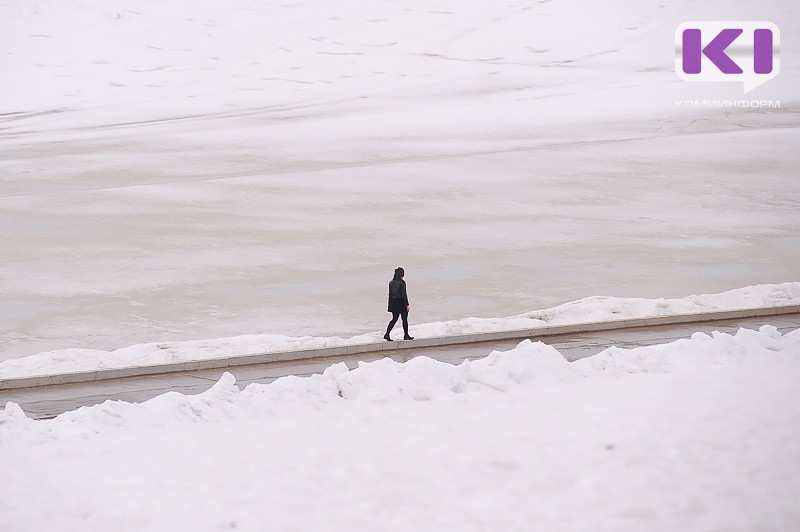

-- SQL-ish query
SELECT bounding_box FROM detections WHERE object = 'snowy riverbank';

[0,282,797,379]
[2,321,799,530]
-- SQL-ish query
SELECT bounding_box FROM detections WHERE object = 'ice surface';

[1,0,799,363]
[1,325,799,531]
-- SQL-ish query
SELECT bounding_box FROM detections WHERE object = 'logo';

[675,21,780,93]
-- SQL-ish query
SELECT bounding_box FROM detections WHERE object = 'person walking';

[384,267,413,341]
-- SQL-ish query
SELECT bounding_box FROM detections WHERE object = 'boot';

[384,332,393,342]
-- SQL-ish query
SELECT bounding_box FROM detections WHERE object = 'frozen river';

[2,109,798,361]
[1,0,798,361]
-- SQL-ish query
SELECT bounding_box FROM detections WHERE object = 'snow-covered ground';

[1,281,798,379]
[2,325,799,531]
[1,0,799,361]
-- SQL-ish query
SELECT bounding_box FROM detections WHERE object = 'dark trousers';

[386,309,409,337]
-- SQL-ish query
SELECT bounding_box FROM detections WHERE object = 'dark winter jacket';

[387,279,409,312]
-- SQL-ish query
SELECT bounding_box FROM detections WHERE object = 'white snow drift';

[1,324,799,531]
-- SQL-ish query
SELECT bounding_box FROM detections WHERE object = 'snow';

[2,0,799,361]
[0,281,797,379]
[2,1,798,528]
[2,324,799,531]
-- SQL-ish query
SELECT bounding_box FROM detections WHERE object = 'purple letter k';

[683,28,743,74]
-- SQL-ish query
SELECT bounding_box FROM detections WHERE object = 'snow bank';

[574,325,800,375]
[0,339,574,441]
[0,282,797,379]
[1,325,799,531]
[522,282,800,324]
[2,324,797,439]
